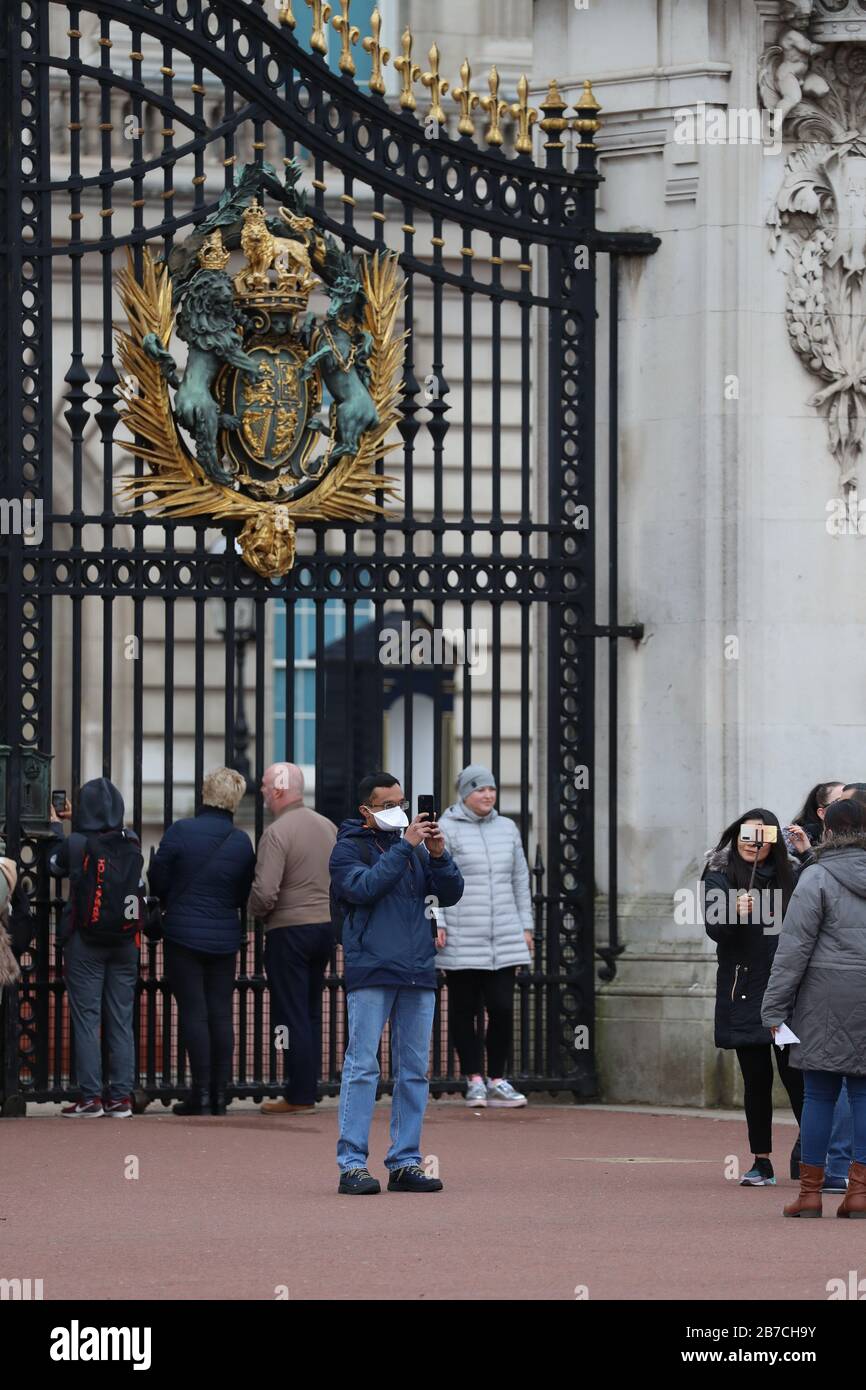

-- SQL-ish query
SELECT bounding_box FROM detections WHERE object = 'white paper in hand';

[773,1023,800,1047]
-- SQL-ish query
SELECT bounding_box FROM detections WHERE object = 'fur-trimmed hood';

[704,845,732,874]
[809,831,866,860]
[808,832,866,899]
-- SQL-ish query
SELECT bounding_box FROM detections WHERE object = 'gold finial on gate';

[277,0,296,28]
[362,7,390,95]
[539,78,568,148]
[393,27,421,110]
[571,78,602,144]
[332,0,360,76]
[452,59,478,137]
[421,43,449,128]
[480,66,508,147]
[510,74,537,155]
[304,0,332,56]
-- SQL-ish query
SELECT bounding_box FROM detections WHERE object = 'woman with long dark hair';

[763,798,866,1217]
[785,780,844,856]
[703,807,802,1187]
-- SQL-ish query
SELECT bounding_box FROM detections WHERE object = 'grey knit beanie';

[457,764,496,800]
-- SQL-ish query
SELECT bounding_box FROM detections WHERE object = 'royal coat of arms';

[116,163,406,575]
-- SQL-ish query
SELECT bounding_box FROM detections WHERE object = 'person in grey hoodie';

[437,765,532,1108]
[762,797,866,1218]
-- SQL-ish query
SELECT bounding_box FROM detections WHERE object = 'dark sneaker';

[103,1097,133,1118]
[740,1158,775,1186]
[387,1164,444,1193]
[823,1174,849,1194]
[61,1099,104,1118]
[338,1167,381,1195]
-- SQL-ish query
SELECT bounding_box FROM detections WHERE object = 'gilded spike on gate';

[452,59,478,138]
[480,66,508,147]
[332,0,360,76]
[277,0,296,27]
[393,27,421,110]
[571,78,602,144]
[362,6,390,95]
[421,43,449,128]
[510,73,537,155]
[304,0,332,56]
[539,78,568,148]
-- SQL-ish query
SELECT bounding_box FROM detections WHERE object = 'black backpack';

[67,830,144,946]
[329,838,431,942]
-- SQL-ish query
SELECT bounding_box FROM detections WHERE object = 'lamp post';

[206,537,256,791]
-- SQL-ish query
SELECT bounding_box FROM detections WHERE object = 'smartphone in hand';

[417,795,437,825]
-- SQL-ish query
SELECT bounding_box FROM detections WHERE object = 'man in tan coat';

[249,763,336,1115]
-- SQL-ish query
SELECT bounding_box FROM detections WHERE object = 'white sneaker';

[486,1079,527,1108]
[464,1078,487,1107]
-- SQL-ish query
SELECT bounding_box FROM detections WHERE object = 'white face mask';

[371,806,409,831]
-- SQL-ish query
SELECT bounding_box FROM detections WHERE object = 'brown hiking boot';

[783,1163,824,1218]
[260,1098,315,1115]
[836,1161,866,1218]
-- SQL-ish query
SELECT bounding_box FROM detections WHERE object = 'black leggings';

[446,967,517,1078]
[735,1043,804,1155]
[164,939,236,1090]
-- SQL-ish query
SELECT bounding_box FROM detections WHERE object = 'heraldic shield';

[115,162,406,577]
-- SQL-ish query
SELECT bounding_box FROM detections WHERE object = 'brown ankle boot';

[783,1163,824,1218]
[836,1161,866,1218]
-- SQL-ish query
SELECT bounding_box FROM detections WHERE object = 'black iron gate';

[0,0,657,1113]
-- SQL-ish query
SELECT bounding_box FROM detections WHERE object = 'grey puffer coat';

[761,833,866,1073]
[436,802,532,970]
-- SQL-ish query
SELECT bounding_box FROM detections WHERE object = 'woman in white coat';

[437,765,533,1107]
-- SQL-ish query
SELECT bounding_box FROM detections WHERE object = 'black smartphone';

[52,790,67,814]
[417,795,437,824]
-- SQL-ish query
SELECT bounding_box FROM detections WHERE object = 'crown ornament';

[228,200,319,314]
[198,229,230,271]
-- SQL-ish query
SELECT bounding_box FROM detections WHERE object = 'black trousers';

[735,1043,804,1155]
[264,923,333,1105]
[446,967,517,1078]
[164,939,237,1091]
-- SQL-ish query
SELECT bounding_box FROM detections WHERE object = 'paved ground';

[1,1099,860,1301]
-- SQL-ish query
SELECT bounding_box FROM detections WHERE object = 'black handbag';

[142,894,164,943]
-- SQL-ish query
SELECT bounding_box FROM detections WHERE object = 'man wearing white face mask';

[329,771,464,1195]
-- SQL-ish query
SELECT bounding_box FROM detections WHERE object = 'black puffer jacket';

[702,846,797,1049]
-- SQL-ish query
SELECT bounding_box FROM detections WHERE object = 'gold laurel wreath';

[115,246,406,576]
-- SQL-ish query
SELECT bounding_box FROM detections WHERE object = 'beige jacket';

[249,803,336,929]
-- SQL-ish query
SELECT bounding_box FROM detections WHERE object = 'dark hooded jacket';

[48,777,130,877]
[329,818,464,992]
[148,806,255,955]
[762,833,866,1072]
[702,844,797,1049]
[47,778,142,943]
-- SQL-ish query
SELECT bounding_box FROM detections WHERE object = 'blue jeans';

[826,1079,853,1178]
[337,986,436,1172]
[801,1072,866,1167]
[63,930,139,1101]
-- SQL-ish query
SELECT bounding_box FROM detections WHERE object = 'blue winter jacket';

[329,818,464,992]
[148,807,255,955]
